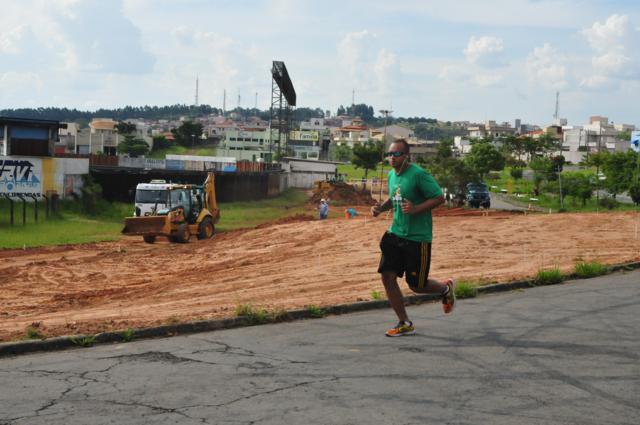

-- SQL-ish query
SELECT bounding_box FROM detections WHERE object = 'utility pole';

[195,75,199,106]
[378,109,393,201]
[223,89,226,116]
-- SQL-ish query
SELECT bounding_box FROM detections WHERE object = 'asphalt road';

[1,271,639,425]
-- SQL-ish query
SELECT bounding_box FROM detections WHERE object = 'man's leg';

[381,271,409,323]
[410,278,446,294]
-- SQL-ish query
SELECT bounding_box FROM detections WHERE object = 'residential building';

[288,130,321,160]
[468,120,516,139]
[221,129,273,161]
[1,116,65,157]
[332,118,369,147]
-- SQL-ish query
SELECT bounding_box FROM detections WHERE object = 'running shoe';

[385,321,415,337]
[442,278,456,314]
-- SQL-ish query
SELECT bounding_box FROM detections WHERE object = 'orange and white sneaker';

[442,278,456,314]
[385,321,415,337]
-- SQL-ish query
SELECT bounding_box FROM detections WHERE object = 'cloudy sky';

[1,0,639,126]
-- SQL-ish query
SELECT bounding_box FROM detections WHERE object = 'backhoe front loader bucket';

[122,216,170,236]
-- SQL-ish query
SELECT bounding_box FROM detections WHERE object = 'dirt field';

[2,207,640,342]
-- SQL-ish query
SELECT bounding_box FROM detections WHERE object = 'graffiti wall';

[0,156,89,199]
[0,156,42,197]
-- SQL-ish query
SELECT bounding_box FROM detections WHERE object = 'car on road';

[466,182,491,208]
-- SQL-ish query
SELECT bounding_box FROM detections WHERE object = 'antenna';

[255,92,258,109]
[554,91,559,121]
[237,90,241,109]
[352,89,355,107]
[194,75,199,106]
[223,89,226,116]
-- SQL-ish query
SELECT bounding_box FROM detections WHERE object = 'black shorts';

[378,231,432,290]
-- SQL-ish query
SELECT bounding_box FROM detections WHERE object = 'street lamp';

[378,109,392,201]
[191,134,195,148]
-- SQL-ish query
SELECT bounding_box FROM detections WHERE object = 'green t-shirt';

[388,163,443,242]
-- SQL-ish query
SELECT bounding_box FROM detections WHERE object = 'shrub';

[510,168,523,180]
[25,326,43,340]
[235,303,269,324]
[307,305,326,318]
[535,267,563,285]
[574,261,607,278]
[120,328,135,342]
[70,335,96,347]
[371,290,383,300]
[598,196,618,210]
[454,281,478,299]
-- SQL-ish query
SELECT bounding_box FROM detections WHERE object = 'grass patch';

[535,267,564,285]
[217,188,309,231]
[0,189,311,248]
[69,335,96,347]
[370,290,383,300]
[235,303,270,324]
[120,328,135,342]
[25,326,43,340]
[574,261,607,278]
[307,305,326,318]
[454,281,478,299]
[337,163,392,180]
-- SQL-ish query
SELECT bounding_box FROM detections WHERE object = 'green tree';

[334,144,353,162]
[115,121,136,135]
[117,135,149,157]
[152,135,171,151]
[602,151,636,198]
[464,141,505,180]
[171,121,204,147]
[529,156,555,193]
[352,141,383,181]
[562,172,594,206]
[628,182,640,206]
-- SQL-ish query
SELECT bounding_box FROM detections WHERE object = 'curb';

[2,261,639,358]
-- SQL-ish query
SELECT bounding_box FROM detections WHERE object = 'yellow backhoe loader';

[122,172,220,243]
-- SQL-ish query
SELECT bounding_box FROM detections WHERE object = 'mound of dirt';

[310,182,377,206]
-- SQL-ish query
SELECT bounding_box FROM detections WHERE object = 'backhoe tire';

[174,223,191,243]
[197,217,215,240]
[143,235,156,244]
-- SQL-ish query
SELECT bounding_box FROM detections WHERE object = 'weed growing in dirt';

[120,328,135,342]
[454,281,478,299]
[307,305,326,318]
[70,335,96,347]
[235,304,269,324]
[535,267,564,285]
[25,326,43,340]
[574,261,607,278]
[371,290,383,300]
[166,315,181,325]
[271,308,290,322]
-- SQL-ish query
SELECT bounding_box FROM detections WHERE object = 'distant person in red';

[371,139,456,337]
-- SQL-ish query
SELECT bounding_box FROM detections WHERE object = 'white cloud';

[464,36,504,66]
[336,30,400,101]
[581,14,639,84]
[582,14,629,52]
[526,43,567,89]
[580,75,613,89]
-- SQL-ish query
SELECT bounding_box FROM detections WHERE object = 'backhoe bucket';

[122,216,169,236]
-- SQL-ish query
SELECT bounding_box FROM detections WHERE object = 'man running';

[371,139,455,337]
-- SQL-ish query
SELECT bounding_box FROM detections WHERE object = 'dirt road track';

[1,209,639,341]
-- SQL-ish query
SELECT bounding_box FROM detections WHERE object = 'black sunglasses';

[385,151,406,158]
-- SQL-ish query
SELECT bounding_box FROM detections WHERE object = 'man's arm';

[401,195,445,215]
[371,198,392,217]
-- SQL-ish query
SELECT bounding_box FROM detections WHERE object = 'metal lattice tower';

[269,61,296,161]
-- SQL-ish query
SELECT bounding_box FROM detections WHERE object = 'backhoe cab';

[122,172,220,243]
